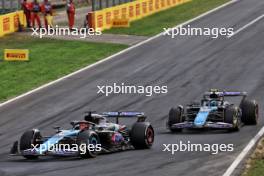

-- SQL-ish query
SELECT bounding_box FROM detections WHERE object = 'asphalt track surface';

[1,0,264,175]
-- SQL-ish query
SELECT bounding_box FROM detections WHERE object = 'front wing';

[171,121,234,129]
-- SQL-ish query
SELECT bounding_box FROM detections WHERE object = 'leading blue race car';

[10,111,154,159]
[167,89,259,132]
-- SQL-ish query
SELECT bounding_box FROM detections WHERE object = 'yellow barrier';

[0,11,27,37]
[89,0,191,30]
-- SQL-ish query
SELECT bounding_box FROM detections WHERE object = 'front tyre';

[20,129,42,159]
[77,131,100,158]
[224,106,240,132]
[168,107,183,132]
[130,122,154,149]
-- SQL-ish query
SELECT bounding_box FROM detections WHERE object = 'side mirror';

[84,111,93,121]
[53,126,61,133]
[70,121,75,127]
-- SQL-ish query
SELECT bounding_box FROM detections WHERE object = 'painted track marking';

[223,126,264,176]
[227,14,264,38]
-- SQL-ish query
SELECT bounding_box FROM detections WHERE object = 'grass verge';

[242,139,264,176]
[0,0,230,102]
[0,35,127,102]
[105,0,230,36]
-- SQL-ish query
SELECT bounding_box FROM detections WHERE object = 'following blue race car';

[167,89,259,132]
[10,111,154,159]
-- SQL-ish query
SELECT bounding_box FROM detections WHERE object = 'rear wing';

[221,91,247,97]
[204,91,247,98]
[89,111,146,124]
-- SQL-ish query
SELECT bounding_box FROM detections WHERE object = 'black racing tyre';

[168,107,183,132]
[240,99,259,125]
[20,130,41,159]
[224,106,240,132]
[77,131,100,158]
[130,122,154,149]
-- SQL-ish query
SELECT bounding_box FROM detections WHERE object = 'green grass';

[0,0,229,102]
[0,35,127,102]
[105,0,230,36]
[245,160,264,176]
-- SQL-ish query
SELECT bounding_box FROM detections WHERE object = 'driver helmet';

[210,92,220,99]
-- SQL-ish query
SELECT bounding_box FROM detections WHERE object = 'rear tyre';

[240,99,259,125]
[77,131,100,158]
[130,122,154,149]
[168,107,183,132]
[224,106,240,132]
[20,130,41,159]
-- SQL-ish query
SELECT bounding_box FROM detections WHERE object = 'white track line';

[227,14,264,38]
[0,0,239,108]
[223,126,264,176]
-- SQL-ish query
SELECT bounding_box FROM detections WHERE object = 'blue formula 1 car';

[167,89,259,132]
[10,111,154,159]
